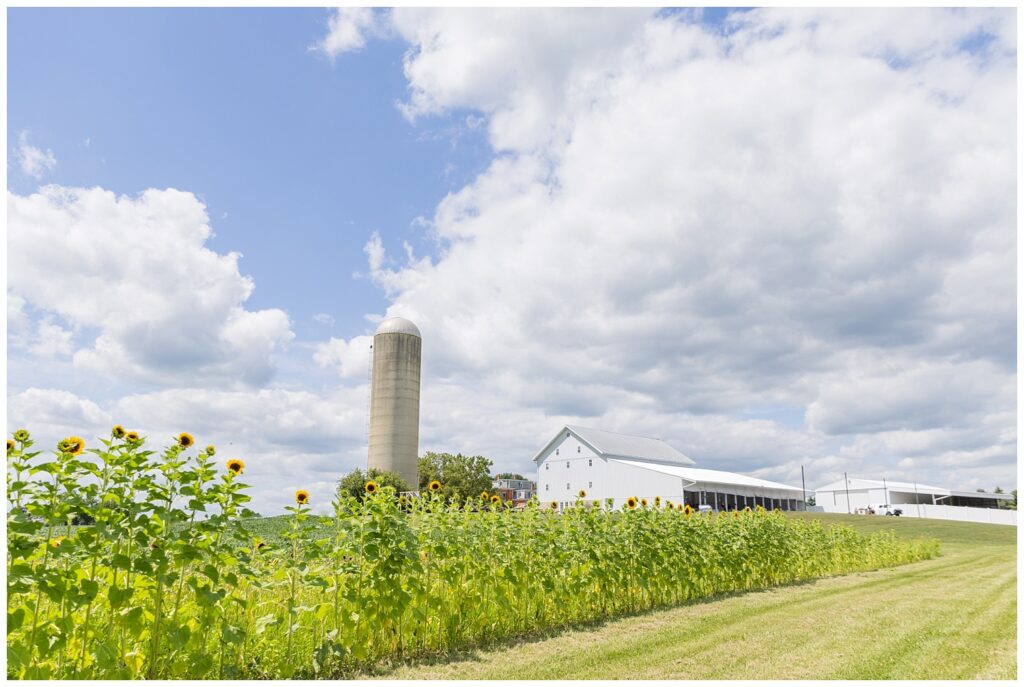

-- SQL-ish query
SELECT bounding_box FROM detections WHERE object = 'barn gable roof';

[531,425,696,467]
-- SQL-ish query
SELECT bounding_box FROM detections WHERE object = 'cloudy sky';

[6,7,1017,514]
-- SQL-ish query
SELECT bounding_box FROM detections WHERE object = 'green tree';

[418,452,494,500]
[336,467,412,500]
[494,472,526,480]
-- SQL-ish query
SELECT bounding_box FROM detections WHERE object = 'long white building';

[533,425,805,511]
[815,477,1017,525]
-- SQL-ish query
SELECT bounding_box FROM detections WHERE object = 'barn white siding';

[533,425,805,512]
[536,430,606,508]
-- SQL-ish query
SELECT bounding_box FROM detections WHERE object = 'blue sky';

[8,8,490,340]
[6,8,1016,514]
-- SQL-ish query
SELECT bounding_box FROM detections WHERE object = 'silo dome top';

[374,316,421,338]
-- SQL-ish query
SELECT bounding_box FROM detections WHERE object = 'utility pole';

[801,465,807,511]
[844,472,852,514]
[914,481,921,518]
[882,476,888,507]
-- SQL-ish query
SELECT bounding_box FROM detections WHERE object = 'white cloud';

[7,186,294,388]
[390,8,653,152]
[334,8,1015,489]
[312,312,335,326]
[7,388,112,441]
[314,335,372,379]
[16,131,57,179]
[316,7,388,58]
[30,319,75,359]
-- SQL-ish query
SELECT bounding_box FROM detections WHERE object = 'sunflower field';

[6,430,940,679]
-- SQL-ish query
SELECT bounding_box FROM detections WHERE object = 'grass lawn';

[364,513,1016,680]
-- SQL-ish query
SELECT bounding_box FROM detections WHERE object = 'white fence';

[894,503,1016,526]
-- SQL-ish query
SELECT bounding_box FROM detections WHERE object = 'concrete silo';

[367,316,422,488]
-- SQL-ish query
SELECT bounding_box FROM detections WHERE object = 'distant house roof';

[612,458,804,495]
[532,425,696,466]
[815,478,1014,501]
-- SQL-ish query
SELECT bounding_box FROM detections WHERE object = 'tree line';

[337,451,512,501]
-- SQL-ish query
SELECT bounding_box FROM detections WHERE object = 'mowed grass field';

[364,513,1016,680]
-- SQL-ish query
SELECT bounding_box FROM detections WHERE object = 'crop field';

[8,431,942,679]
[372,513,1017,680]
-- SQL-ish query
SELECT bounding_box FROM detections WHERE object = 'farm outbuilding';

[533,425,805,511]
[815,477,1017,525]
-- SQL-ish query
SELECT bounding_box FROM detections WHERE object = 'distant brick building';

[492,476,536,505]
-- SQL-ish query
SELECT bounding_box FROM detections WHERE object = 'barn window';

[546,484,549,491]
[566,461,570,468]
[588,459,592,467]
[588,481,593,488]
[556,449,559,455]
[546,463,549,471]
[577,446,581,453]
[566,483,570,490]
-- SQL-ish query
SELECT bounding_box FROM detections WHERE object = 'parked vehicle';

[870,503,903,516]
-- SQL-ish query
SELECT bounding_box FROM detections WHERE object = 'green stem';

[26,520,55,672]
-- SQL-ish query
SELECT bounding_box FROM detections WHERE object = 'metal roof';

[612,458,804,494]
[374,316,421,337]
[814,478,1014,500]
[531,425,696,466]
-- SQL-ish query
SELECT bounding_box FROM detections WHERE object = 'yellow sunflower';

[227,459,245,475]
[676,503,683,511]
[177,432,194,449]
[49,536,65,548]
[626,497,638,510]
[428,480,441,492]
[295,489,310,505]
[364,480,379,494]
[578,489,587,499]
[206,445,216,456]
[665,500,673,509]
[490,494,501,504]
[7,439,14,453]
[111,425,126,439]
[125,431,141,444]
[60,436,85,455]
[684,504,693,516]
[654,496,661,507]
[13,429,29,442]
[480,491,489,500]
[549,501,558,510]
[640,498,649,508]
[743,506,752,512]
[255,540,267,551]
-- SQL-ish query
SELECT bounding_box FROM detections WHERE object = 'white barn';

[815,477,1017,525]
[533,425,805,511]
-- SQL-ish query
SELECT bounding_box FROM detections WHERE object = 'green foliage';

[417,452,493,500]
[8,429,940,679]
[336,467,412,500]
[494,472,526,480]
